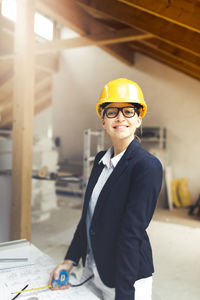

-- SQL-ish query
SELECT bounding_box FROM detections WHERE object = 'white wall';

[51,44,200,202]
[34,106,53,138]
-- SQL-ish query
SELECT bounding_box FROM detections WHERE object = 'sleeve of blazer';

[64,219,83,265]
[115,156,163,300]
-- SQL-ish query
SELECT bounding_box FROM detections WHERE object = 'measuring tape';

[12,270,94,295]
[51,269,69,288]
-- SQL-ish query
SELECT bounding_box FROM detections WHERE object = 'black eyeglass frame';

[103,106,138,119]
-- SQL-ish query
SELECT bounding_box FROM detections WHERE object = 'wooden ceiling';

[0,0,200,128]
[75,0,200,77]
[36,0,200,78]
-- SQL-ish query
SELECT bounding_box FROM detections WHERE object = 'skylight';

[1,0,54,40]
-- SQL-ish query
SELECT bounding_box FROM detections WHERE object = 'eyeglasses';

[103,106,137,118]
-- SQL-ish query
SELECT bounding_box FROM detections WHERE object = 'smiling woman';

[101,102,142,156]
[49,78,163,300]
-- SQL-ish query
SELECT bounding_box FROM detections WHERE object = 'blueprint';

[0,240,99,300]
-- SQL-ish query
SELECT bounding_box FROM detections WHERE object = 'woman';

[49,78,163,300]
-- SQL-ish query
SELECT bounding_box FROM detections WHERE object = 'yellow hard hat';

[96,78,147,118]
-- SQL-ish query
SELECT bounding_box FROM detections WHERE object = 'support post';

[11,0,35,240]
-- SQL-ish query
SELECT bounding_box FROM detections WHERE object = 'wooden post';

[11,0,35,240]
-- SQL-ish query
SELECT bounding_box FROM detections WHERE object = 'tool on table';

[12,285,52,295]
[12,270,94,295]
[11,284,29,300]
[51,269,94,288]
[51,269,69,288]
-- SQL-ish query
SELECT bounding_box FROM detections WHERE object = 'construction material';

[171,179,181,208]
[178,178,192,207]
[171,178,192,208]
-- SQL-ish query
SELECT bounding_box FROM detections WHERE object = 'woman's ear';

[136,116,142,128]
[102,118,106,128]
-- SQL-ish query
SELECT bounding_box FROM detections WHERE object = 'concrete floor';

[32,195,200,300]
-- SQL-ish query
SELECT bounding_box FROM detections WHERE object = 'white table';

[0,239,99,300]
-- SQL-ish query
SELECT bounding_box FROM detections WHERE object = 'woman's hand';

[48,260,73,290]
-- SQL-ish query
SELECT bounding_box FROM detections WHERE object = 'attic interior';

[0,0,200,299]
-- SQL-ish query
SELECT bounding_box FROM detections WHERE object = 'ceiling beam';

[36,0,105,35]
[0,0,136,65]
[0,28,13,57]
[0,94,52,128]
[0,64,13,85]
[118,0,200,34]
[34,96,51,115]
[35,53,59,72]
[0,15,14,33]
[77,0,200,57]
[35,28,153,54]
[139,38,200,71]
[0,49,58,73]
[101,43,134,65]
[0,75,52,127]
[0,109,13,128]
[36,0,135,65]
[0,78,13,102]
[129,41,200,81]
[35,83,52,100]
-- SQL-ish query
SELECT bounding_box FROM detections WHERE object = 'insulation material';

[32,179,57,223]
[32,136,59,223]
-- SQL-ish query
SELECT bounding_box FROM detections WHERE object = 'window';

[1,0,53,40]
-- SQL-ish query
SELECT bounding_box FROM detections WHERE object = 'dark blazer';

[65,139,163,300]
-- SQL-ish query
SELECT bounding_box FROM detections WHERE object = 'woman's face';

[101,102,142,142]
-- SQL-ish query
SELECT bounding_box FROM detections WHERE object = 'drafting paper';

[0,240,99,300]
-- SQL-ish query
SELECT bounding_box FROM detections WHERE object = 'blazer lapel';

[82,157,104,219]
[92,139,140,221]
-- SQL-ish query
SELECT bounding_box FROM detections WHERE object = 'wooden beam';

[139,38,200,70]
[11,0,35,241]
[0,28,14,57]
[102,43,134,65]
[0,0,135,65]
[0,78,13,102]
[0,14,14,33]
[0,94,52,128]
[35,53,59,72]
[35,74,52,92]
[0,27,150,55]
[0,63,13,85]
[34,96,51,115]
[37,0,135,65]
[129,41,200,81]
[77,0,200,57]
[0,75,52,127]
[118,0,200,34]
[0,110,13,128]
[0,27,59,72]
[36,0,95,34]
[35,28,153,54]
